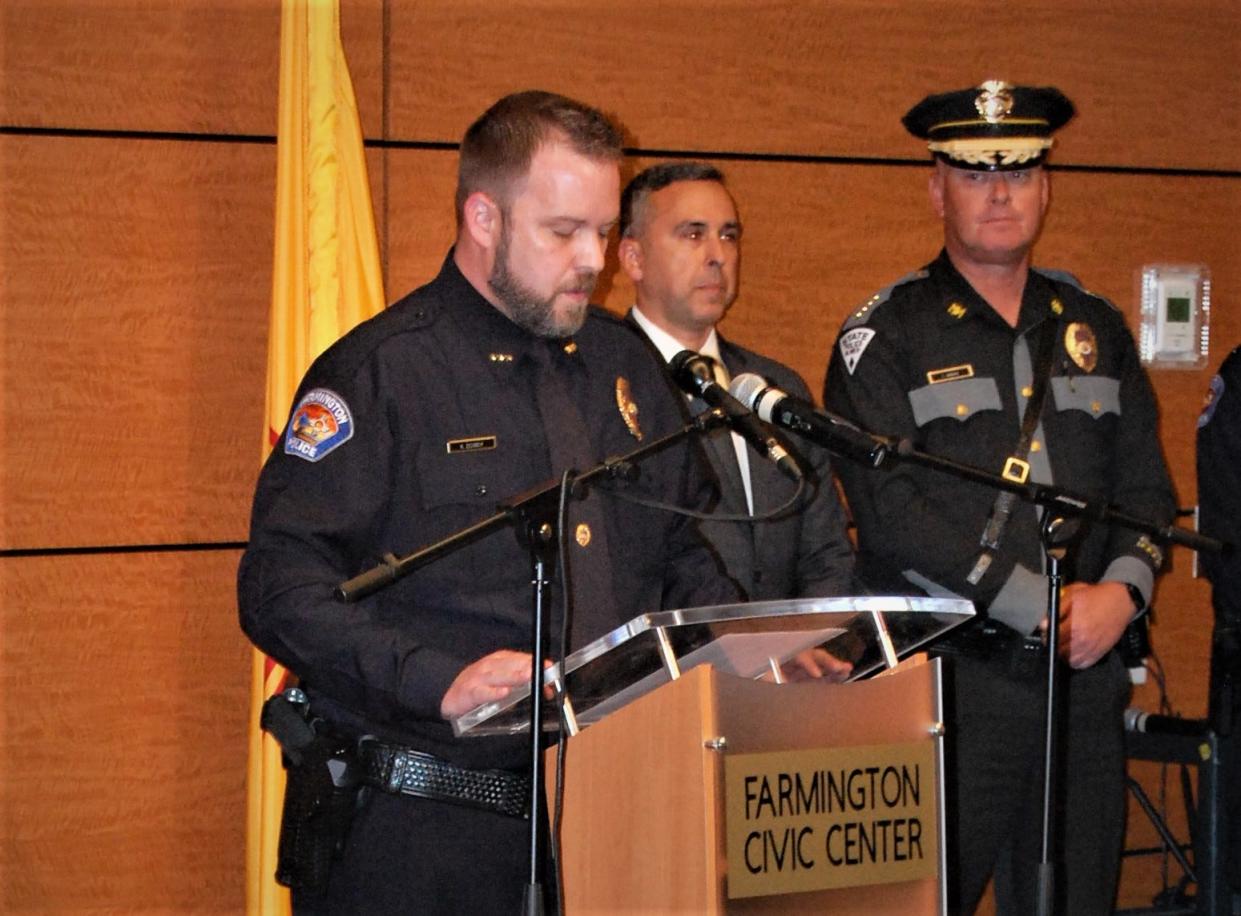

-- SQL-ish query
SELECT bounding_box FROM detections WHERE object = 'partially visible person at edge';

[238,90,740,914]
[1197,344,1241,898]
[618,161,856,680]
[823,80,1176,913]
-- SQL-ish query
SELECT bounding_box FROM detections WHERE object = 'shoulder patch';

[1198,373,1225,429]
[838,328,876,375]
[1033,267,1119,312]
[842,269,929,331]
[284,388,355,462]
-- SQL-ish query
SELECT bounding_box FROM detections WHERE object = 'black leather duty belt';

[358,741,530,819]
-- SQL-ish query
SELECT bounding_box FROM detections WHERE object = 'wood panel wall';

[2,0,1237,911]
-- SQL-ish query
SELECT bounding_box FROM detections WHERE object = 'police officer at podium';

[239,90,738,913]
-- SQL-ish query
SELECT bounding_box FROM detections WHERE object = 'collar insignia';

[947,301,967,319]
[1050,297,1064,316]
[615,376,643,440]
[488,352,514,363]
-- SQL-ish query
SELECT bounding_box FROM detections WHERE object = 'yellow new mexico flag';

[246,1,385,911]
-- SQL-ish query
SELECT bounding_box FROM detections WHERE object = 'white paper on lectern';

[575,627,846,726]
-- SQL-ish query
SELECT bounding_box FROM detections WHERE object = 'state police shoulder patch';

[284,388,355,462]
[838,328,876,375]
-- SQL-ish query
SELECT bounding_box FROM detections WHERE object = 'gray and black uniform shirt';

[824,250,1175,637]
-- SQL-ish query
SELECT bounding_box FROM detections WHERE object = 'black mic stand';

[335,409,730,916]
[1035,513,1085,916]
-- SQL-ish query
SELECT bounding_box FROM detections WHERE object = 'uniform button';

[1030,441,1041,452]
[955,404,968,416]
[575,523,591,547]
[475,485,488,496]
[1091,401,1102,413]
[1021,385,1033,398]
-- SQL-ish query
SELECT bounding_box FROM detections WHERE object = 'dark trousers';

[944,651,1130,915]
[293,789,553,915]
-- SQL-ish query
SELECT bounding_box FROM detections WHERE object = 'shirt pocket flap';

[908,377,1002,426]
[1050,376,1121,418]
[416,443,510,509]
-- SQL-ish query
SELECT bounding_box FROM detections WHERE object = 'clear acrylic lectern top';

[451,595,973,737]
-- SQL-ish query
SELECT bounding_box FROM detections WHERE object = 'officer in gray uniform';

[824,81,1176,913]
[239,91,738,914]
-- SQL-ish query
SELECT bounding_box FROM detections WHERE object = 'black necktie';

[528,341,620,647]
[688,355,749,513]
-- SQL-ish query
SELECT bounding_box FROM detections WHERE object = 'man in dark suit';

[617,162,855,626]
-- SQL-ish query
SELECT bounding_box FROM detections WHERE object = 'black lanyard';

[966,321,1060,586]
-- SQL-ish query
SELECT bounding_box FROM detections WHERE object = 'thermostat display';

[1137,265,1211,369]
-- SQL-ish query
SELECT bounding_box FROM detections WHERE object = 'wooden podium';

[551,660,947,914]
[453,596,968,914]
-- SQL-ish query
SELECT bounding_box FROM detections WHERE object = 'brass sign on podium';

[724,741,938,899]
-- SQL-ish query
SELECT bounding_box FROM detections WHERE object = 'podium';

[454,596,972,913]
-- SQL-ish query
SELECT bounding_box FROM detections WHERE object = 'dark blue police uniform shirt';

[239,254,737,769]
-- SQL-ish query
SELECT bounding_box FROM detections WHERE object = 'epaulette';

[1032,267,1119,313]
[841,268,929,330]
[389,293,440,329]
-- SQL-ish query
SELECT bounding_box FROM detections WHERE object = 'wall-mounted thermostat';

[1137,264,1210,369]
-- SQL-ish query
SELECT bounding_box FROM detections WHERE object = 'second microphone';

[668,350,804,483]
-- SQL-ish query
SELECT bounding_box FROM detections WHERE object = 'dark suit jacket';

[628,315,856,601]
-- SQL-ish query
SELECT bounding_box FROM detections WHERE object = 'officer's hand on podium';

[782,647,854,683]
[440,650,553,719]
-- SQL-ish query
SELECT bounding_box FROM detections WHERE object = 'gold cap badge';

[975,80,1015,123]
[615,376,642,440]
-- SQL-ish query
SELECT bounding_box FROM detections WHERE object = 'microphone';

[729,373,892,468]
[668,351,803,482]
[1123,707,1207,738]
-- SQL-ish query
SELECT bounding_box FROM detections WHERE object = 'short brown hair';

[455,90,624,221]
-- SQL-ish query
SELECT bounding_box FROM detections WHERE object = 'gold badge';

[947,302,967,319]
[615,376,643,440]
[975,80,1015,123]
[1064,322,1098,372]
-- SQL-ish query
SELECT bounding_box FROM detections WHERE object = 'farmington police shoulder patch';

[284,388,355,462]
